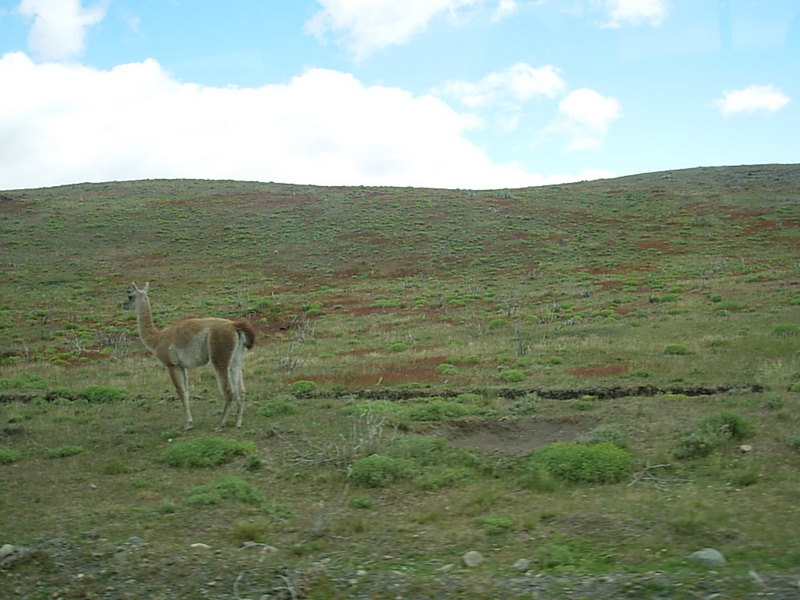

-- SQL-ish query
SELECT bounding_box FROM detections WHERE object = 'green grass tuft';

[350,454,416,488]
[160,437,256,468]
[0,445,23,464]
[674,410,753,459]
[44,445,86,459]
[525,442,634,484]
[186,475,265,505]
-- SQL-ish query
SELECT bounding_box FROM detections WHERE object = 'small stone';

[0,544,16,559]
[462,550,485,568]
[512,558,530,572]
[739,444,753,453]
[687,548,727,567]
[190,543,212,550]
[437,563,455,573]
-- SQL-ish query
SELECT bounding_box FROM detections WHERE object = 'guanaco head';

[123,282,150,309]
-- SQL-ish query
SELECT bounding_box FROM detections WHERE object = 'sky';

[0,0,798,190]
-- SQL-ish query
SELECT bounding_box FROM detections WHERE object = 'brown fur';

[123,282,255,430]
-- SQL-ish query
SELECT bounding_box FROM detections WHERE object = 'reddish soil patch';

[317,355,448,387]
[743,219,800,234]
[439,415,599,455]
[346,305,405,317]
[337,231,392,246]
[593,279,623,290]
[569,364,630,377]
[635,238,671,251]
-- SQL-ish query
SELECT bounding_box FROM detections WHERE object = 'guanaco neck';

[135,294,161,352]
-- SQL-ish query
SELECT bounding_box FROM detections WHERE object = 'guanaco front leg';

[168,365,193,430]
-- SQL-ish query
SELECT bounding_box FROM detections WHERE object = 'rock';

[436,564,455,573]
[190,543,212,550]
[512,558,530,572]
[687,548,727,567]
[0,544,16,559]
[462,550,485,568]
[126,536,145,545]
[739,444,753,453]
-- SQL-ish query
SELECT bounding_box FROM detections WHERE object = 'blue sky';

[0,0,797,190]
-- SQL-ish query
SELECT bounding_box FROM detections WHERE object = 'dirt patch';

[438,415,598,456]
[569,364,630,377]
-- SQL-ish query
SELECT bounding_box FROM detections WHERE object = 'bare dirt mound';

[438,415,598,456]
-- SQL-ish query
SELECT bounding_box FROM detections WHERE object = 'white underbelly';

[169,344,209,368]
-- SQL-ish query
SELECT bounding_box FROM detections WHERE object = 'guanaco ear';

[143,282,150,293]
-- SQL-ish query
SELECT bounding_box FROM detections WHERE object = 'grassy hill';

[1,164,799,598]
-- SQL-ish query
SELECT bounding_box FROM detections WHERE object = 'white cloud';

[438,62,565,109]
[0,52,605,190]
[549,88,621,150]
[306,0,496,59]
[716,84,790,117]
[601,0,667,28]
[18,0,107,60]
[492,0,518,21]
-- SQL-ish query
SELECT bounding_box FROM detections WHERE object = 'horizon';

[4,162,797,194]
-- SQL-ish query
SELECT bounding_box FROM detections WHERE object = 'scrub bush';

[525,442,634,484]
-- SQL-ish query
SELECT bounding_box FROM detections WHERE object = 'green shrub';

[349,495,375,509]
[580,427,628,449]
[789,436,800,452]
[674,411,753,459]
[344,398,485,425]
[0,374,49,391]
[160,437,256,468]
[79,385,129,403]
[386,435,445,465]
[535,536,612,571]
[231,518,271,543]
[509,395,539,416]
[406,399,474,421]
[772,324,799,337]
[476,515,514,536]
[0,445,22,464]
[186,475,264,505]
[244,455,263,471]
[448,354,481,365]
[289,380,316,396]
[44,445,86,459]
[716,300,744,311]
[525,442,634,484]
[435,363,458,376]
[652,293,679,303]
[350,455,415,488]
[663,344,692,355]
[255,396,297,418]
[629,369,653,378]
[496,368,525,383]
